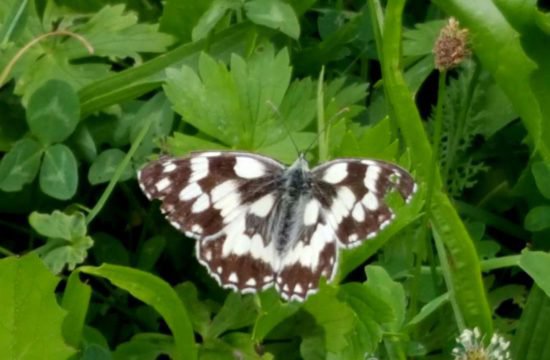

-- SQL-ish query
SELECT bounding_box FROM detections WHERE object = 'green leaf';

[406,293,450,327]
[302,290,356,354]
[0,137,43,191]
[79,264,197,360]
[512,285,550,360]
[88,149,133,185]
[29,210,86,241]
[336,282,393,357]
[245,0,300,39]
[519,251,550,298]
[39,143,78,200]
[0,253,76,358]
[164,45,294,150]
[253,290,300,341]
[174,282,211,337]
[206,293,259,340]
[402,20,446,57]
[92,233,130,266]
[26,79,80,144]
[192,0,241,42]
[532,161,550,199]
[30,210,93,274]
[364,266,406,330]
[62,4,175,60]
[137,235,166,271]
[114,334,174,360]
[524,206,550,232]
[62,271,92,348]
[159,0,214,41]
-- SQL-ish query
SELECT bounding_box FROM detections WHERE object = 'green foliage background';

[1,0,550,359]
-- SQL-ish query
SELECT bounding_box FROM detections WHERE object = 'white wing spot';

[211,180,238,203]
[169,220,181,230]
[362,191,379,210]
[264,275,273,283]
[192,224,203,234]
[190,156,209,182]
[337,186,356,210]
[303,199,320,226]
[192,193,210,213]
[163,163,176,173]
[246,278,257,287]
[348,233,358,242]
[228,272,238,283]
[204,250,212,261]
[322,163,348,184]
[364,165,381,191]
[283,284,290,292]
[234,156,265,179]
[294,284,303,294]
[155,178,171,191]
[250,194,275,217]
[201,152,222,157]
[179,183,202,201]
[217,266,223,274]
[352,203,365,222]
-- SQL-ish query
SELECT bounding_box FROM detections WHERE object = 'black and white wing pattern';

[138,151,416,302]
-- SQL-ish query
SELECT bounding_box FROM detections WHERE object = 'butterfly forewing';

[138,151,286,292]
[138,151,417,302]
[311,159,416,248]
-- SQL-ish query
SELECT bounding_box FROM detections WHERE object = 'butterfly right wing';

[138,151,285,293]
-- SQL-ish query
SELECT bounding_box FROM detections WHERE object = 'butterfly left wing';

[138,151,286,293]
[311,159,416,248]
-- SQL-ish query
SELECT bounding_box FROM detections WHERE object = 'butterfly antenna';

[265,100,301,156]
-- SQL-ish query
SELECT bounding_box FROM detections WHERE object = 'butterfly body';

[138,151,416,301]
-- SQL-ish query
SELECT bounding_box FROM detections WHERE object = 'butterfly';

[138,151,416,301]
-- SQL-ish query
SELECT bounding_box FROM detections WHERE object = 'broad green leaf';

[364,266,406,330]
[137,235,166,271]
[201,333,259,360]
[519,251,550,297]
[164,46,294,150]
[82,344,112,360]
[68,124,98,163]
[406,293,450,327]
[174,282,211,337]
[524,206,550,232]
[206,293,260,340]
[302,289,356,354]
[0,137,43,191]
[0,253,76,358]
[0,0,29,45]
[532,161,550,199]
[192,0,241,41]
[114,334,174,360]
[63,5,174,60]
[336,282,393,357]
[79,264,197,360]
[159,0,214,41]
[245,0,300,39]
[88,149,133,185]
[30,210,93,274]
[26,79,80,144]
[62,271,92,348]
[166,132,229,156]
[253,290,300,341]
[40,143,78,200]
[29,210,86,241]
[402,20,446,57]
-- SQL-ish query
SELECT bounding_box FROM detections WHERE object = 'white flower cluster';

[452,327,511,360]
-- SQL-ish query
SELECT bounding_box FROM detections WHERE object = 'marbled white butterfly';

[138,151,416,301]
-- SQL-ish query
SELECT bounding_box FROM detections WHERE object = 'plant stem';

[316,66,328,162]
[86,118,153,224]
[0,245,15,257]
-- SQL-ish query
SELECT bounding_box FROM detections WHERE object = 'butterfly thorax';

[272,156,312,256]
